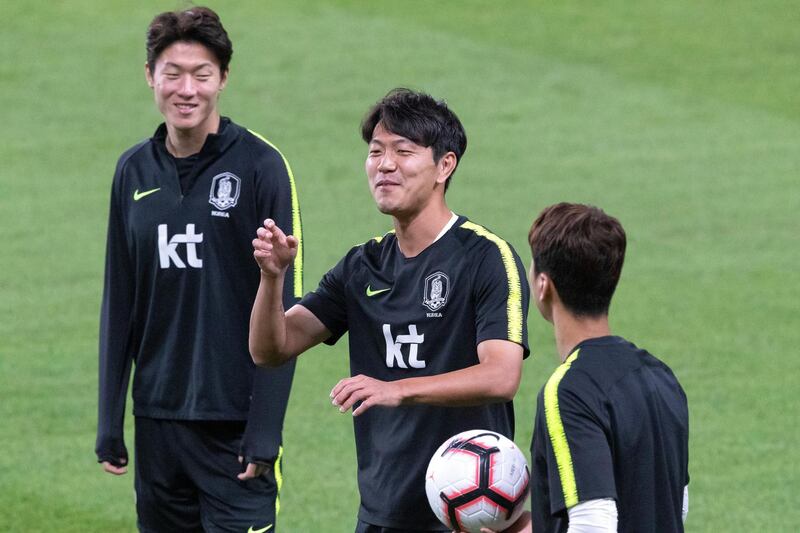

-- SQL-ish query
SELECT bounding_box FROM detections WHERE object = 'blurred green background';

[1,1,798,530]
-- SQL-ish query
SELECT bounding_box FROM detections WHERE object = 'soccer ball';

[425,429,529,533]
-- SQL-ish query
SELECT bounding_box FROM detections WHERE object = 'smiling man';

[249,88,530,532]
[96,7,301,532]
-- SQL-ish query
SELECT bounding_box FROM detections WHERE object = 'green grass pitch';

[1,1,798,530]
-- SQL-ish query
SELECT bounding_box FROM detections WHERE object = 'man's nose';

[377,153,396,172]
[177,75,197,96]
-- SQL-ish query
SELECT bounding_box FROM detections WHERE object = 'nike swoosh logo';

[133,188,161,201]
[366,285,391,297]
[247,525,273,533]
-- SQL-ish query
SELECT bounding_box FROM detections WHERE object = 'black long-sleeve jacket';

[96,118,302,465]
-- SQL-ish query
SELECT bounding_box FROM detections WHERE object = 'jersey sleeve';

[95,156,135,465]
[540,368,616,514]
[240,358,297,464]
[242,139,303,463]
[472,241,530,356]
[253,141,303,307]
[298,253,350,344]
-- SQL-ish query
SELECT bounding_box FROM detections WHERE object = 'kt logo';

[383,324,425,369]
[158,224,203,269]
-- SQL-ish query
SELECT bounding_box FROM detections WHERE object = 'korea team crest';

[208,172,241,210]
[423,271,450,311]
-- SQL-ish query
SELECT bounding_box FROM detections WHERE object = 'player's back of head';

[529,202,626,316]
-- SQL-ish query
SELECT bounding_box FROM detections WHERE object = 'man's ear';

[145,63,154,89]
[536,272,550,303]
[535,271,557,322]
[219,68,229,92]
[436,152,457,185]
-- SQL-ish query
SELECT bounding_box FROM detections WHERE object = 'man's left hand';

[237,456,270,480]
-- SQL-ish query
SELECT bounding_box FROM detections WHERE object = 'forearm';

[332,340,523,415]
[96,320,133,462]
[398,359,520,407]
[96,352,132,463]
[682,485,689,523]
[249,271,292,366]
[242,359,297,461]
[566,498,618,533]
[398,340,523,406]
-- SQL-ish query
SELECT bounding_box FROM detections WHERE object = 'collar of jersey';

[395,213,462,261]
[152,116,233,156]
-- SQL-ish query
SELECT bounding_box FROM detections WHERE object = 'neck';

[551,305,611,362]
[165,114,220,158]
[393,201,453,257]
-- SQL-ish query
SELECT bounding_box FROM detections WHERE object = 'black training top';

[530,336,689,533]
[96,118,303,466]
[300,216,530,530]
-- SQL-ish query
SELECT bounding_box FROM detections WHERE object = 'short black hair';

[146,6,233,74]
[360,88,467,191]
[529,203,627,316]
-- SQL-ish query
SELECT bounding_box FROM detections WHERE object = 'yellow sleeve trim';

[248,130,303,298]
[459,221,523,343]
[543,349,581,508]
[274,445,284,516]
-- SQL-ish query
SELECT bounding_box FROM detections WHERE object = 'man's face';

[365,122,449,217]
[145,41,227,134]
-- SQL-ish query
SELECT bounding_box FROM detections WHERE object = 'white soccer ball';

[425,429,530,533]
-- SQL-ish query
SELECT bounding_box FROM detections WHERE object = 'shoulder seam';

[367,229,396,246]
[458,221,523,343]
[117,138,150,173]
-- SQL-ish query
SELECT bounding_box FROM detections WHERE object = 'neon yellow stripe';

[544,349,580,508]
[372,229,395,244]
[459,221,523,343]
[248,130,304,298]
[355,229,395,247]
[274,445,284,516]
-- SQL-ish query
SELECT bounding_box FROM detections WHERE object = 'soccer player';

[501,203,689,532]
[249,88,530,532]
[96,7,301,532]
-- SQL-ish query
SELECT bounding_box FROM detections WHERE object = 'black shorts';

[134,417,282,533]
[354,519,449,533]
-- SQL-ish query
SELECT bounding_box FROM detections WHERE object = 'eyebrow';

[369,138,417,148]
[162,62,215,72]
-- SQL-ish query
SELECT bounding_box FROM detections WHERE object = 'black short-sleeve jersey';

[530,336,689,533]
[300,215,530,530]
[96,118,303,466]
